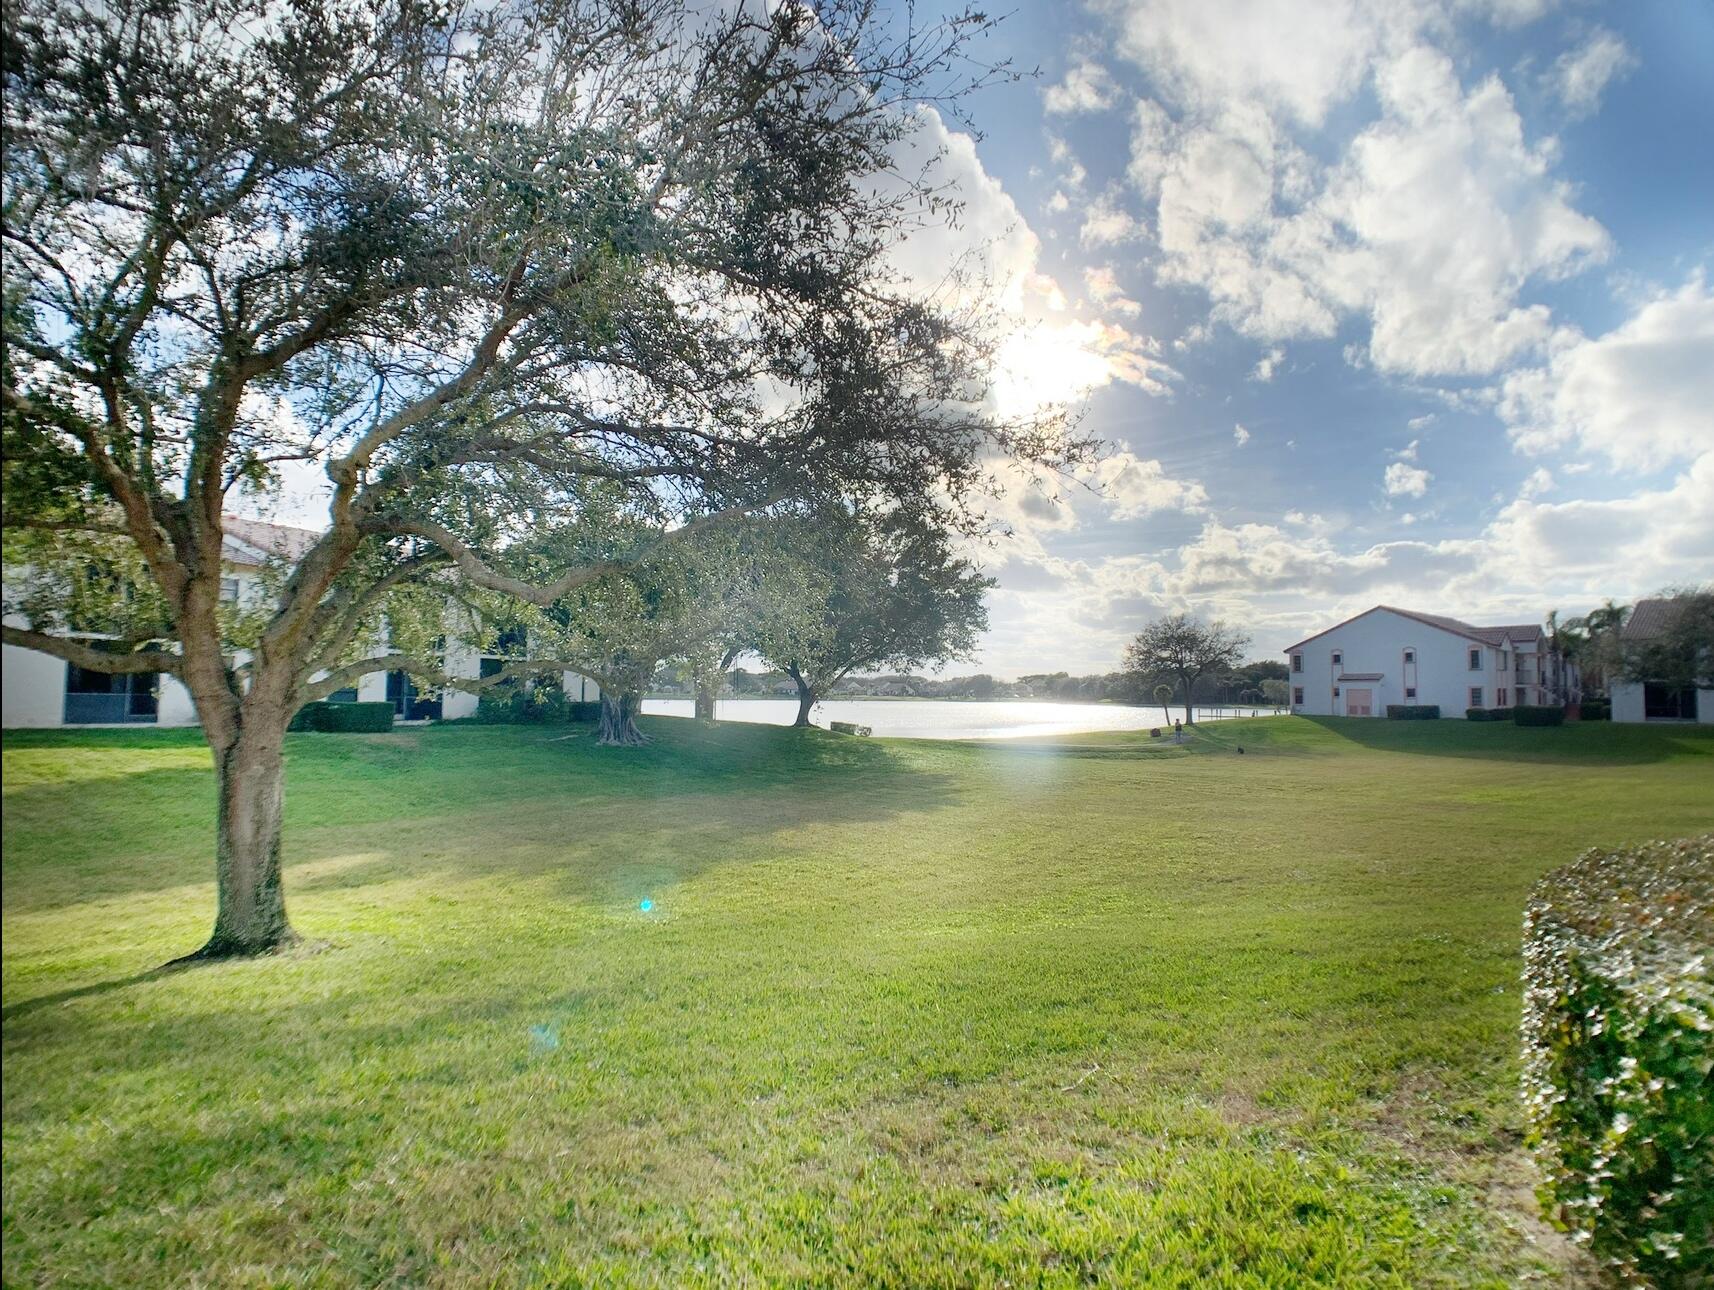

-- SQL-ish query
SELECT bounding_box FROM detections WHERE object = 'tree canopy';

[755,510,990,726]
[1122,614,1251,724]
[1,0,1085,956]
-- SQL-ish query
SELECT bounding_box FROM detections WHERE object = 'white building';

[1609,598,1713,724]
[1283,605,1562,718]
[2,516,597,729]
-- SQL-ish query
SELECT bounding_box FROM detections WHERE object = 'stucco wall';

[1,635,69,728]
[1286,609,1510,718]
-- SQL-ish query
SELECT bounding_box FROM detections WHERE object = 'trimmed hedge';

[1582,698,1613,722]
[1522,836,1713,1284]
[473,686,600,725]
[289,701,394,733]
[1386,704,1441,720]
[1514,704,1566,727]
[1466,707,1511,721]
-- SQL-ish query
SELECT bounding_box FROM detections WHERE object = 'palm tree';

[1154,683,1174,723]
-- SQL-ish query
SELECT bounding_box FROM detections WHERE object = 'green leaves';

[1521,835,1713,1284]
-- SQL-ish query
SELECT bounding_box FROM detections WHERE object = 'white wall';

[1287,609,1506,718]
[1611,679,1714,724]
[1,635,68,728]
[158,677,199,726]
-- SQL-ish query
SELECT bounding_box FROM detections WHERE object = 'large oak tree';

[1,0,1087,957]
[755,509,990,727]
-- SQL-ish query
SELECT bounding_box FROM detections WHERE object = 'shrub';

[289,701,394,733]
[829,720,872,736]
[1514,704,1566,727]
[473,685,600,725]
[1582,699,1613,722]
[1386,704,1441,720]
[1522,836,1713,1284]
[1466,707,1508,721]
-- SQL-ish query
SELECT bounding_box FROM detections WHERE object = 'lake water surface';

[642,697,1281,740]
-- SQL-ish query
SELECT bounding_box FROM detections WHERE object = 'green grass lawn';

[4,716,1712,1286]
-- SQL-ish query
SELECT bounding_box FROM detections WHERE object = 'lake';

[641,697,1283,740]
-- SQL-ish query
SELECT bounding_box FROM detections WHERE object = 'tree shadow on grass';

[1,964,190,1023]
[1,720,959,919]
[1299,716,1714,765]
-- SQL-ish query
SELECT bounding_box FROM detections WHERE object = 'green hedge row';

[1466,707,1511,721]
[1514,704,1566,726]
[1581,699,1612,722]
[1522,835,1713,1284]
[473,687,600,725]
[1386,704,1441,719]
[289,701,394,733]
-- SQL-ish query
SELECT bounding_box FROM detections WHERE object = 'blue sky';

[893,0,1714,676]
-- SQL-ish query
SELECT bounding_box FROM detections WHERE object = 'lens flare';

[639,898,654,912]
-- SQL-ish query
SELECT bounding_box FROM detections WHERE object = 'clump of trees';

[1,0,1089,958]
[1546,587,1712,702]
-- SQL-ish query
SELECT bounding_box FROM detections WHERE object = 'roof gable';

[1284,605,1492,653]
[1622,598,1682,642]
[1284,604,1546,654]
[221,516,322,566]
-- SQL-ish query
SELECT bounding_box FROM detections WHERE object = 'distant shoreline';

[643,695,1278,712]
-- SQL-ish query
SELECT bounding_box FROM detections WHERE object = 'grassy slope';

[3,717,1711,1286]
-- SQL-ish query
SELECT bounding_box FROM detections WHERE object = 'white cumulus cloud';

[1384,461,1432,496]
[1500,274,1714,472]
[1045,57,1121,115]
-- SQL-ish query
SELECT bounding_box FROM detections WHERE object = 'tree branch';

[1,624,182,675]
[364,498,783,607]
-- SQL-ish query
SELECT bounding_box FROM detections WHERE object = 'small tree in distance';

[1154,683,1174,723]
[1123,614,1251,725]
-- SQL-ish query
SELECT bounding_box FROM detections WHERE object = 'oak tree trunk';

[193,719,297,958]
[787,665,816,727]
[598,690,650,746]
[694,680,717,721]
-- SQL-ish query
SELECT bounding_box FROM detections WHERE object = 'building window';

[326,687,358,703]
[219,576,240,603]
[1403,649,1415,664]
[1405,687,1417,699]
[1291,653,1303,673]
[1498,687,1508,707]
[1331,650,1342,666]
[1469,687,1484,708]
[1500,650,1509,670]
[64,665,159,724]
[1332,687,1340,699]
[1468,647,1482,670]
[1643,683,1698,721]
[1292,687,1304,706]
